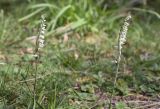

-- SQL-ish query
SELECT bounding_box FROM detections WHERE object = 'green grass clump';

[0,0,160,108]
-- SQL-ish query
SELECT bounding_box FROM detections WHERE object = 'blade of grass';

[18,8,45,22]
[49,5,72,30]
[28,3,58,9]
[131,8,160,19]
[46,19,87,37]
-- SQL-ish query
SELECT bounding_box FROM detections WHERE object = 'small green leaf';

[116,102,127,109]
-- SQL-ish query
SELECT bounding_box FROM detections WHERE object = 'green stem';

[33,57,38,109]
[109,50,121,109]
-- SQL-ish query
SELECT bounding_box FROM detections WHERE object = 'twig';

[134,102,160,109]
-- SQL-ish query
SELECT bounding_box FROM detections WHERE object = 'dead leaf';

[74,51,79,60]
[63,33,69,43]
[25,36,37,45]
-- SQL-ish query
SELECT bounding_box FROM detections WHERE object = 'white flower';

[34,15,46,58]
[37,15,46,50]
[118,14,131,61]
